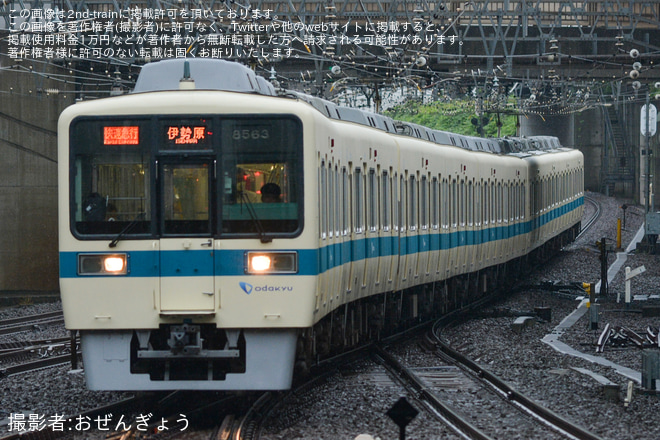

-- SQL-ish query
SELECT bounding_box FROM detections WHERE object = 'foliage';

[383,99,518,138]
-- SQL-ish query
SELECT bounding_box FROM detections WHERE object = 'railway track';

[577,193,602,240]
[0,310,65,336]
[370,333,604,440]
[0,336,71,352]
[0,353,79,378]
[0,336,78,378]
[372,345,494,440]
[250,313,607,440]
[425,321,604,440]
[234,346,374,440]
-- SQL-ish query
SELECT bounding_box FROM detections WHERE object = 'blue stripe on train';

[60,249,319,278]
[60,198,582,278]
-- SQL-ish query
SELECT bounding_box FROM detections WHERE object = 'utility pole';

[641,90,658,250]
[645,91,651,232]
[600,237,608,297]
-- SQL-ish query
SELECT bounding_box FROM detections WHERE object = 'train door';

[396,174,409,289]
[379,170,394,292]
[158,158,216,313]
[364,168,380,294]
[351,167,367,294]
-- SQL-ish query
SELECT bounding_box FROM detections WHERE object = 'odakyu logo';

[239,282,293,294]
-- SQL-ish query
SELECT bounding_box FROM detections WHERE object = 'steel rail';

[372,344,493,440]
[0,311,63,327]
[233,392,274,440]
[0,318,65,336]
[430,324,605,440]
[576,194,602,240]
[0,336,71,352]
[0,341,71,363]
[0,353,79,378]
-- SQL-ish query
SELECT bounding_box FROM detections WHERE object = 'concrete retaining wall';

[0,48,74,292]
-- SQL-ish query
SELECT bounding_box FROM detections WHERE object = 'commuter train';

[58,59,583,391]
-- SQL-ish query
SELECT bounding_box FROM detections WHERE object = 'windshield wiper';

[240,192,272,243]
[109,213,145,248]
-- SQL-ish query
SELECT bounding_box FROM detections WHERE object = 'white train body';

[58,59,583,390]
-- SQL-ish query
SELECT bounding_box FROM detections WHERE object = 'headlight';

[78,254,128,275]
[104,256,126,272]
[246,251,297,274]
[251,255,272,271]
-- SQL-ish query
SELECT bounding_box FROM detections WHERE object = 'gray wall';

[520,110,607,194]
[0,50,74,292]
[574,109,605,193]
[520,113,576,148]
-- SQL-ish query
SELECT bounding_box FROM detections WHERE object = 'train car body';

[58,59,583,391]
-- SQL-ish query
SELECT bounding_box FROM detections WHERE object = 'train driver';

[260,183,281,203]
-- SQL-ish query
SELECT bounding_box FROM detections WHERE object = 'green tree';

[384,100,517,138]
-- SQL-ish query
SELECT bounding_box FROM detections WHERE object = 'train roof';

[133,59,273,95]
[286,93,561,156]
[130,59,569,156]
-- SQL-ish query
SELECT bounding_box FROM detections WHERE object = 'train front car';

[58,60,318,390]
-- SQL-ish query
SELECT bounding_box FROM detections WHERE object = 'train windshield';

[70,119,152,236]
[69,116,303,239]
[220,119,301,235]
